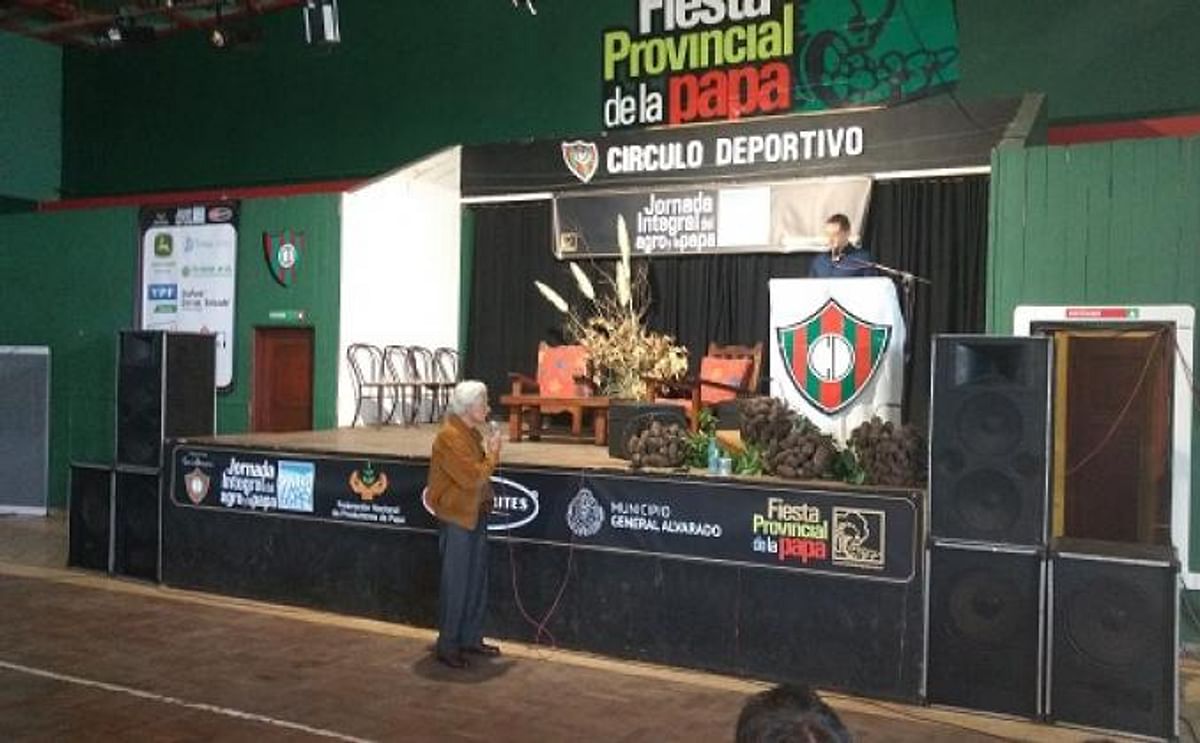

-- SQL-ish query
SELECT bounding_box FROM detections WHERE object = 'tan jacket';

[426,415,497,530]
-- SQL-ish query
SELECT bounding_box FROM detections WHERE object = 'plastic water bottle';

[707,437,719,474]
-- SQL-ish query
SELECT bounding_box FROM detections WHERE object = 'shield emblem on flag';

[262,231,305,287]
[561,140,599,184]
[776,299,891,415]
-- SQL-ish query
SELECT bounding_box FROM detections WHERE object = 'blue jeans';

[436,518,489,655]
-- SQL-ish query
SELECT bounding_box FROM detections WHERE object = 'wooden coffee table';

[499,394,610,445]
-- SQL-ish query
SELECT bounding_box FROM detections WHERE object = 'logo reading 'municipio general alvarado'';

[566,488,605,538]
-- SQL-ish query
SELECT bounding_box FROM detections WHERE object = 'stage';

[161,424,928,701]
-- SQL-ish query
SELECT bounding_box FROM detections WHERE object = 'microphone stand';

[839,256,931,366]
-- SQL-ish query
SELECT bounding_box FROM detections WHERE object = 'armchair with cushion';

[651,342,763,430]
[502,343,608,443]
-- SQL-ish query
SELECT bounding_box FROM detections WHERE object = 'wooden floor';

[0,514,1178,741]
[190,424,628,471]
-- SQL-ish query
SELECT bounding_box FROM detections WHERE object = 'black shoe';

[464,642,501,657]
[436,651,470,669]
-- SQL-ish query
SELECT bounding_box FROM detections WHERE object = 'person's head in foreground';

[735,684,852,743]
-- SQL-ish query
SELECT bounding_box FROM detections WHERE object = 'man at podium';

[808,214,878,278]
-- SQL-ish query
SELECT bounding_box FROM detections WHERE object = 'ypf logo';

[561,140,599,184]
[776,299,891,415]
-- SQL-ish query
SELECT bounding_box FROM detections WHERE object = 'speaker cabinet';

[925,542,1044,718]
[113,469,161,581]
[68,464,112,572]
[116,331,215,468]
[929,336,1052,546]
[1048,539,1177,740]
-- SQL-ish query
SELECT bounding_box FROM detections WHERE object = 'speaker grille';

[1049,542,1177,739]
[926,543,1043,718]
[68,464,111,572]
[930,336,1051,546]
[113,471,160,581]
[116,331,214,468]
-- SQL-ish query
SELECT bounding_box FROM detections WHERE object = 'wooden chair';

[501,342,609,444]
[650,342,763,431]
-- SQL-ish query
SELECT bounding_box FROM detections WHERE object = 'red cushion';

[698,356,752,404]
[537,344,590,397]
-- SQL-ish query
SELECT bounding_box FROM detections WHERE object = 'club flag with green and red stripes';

[777,299,891,415]
[262,230,305,288]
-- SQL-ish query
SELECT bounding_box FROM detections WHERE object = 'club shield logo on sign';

[262,230,304,287]
[561,140,599,184]
[776,299,890,415]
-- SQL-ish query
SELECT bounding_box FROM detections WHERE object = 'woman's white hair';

[447,380,488,417]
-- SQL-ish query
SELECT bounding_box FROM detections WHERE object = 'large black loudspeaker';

[1048,539,1177,740]
[68,464,112,572]
[929,336,1052,546]
[113,470,161,581]
[116,331,215,468]
[925,542,1044,717]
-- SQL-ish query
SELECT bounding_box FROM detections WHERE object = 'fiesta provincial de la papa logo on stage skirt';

[776,298,891,415]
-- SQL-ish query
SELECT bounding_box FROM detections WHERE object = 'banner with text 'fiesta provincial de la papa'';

[600,0,959,129]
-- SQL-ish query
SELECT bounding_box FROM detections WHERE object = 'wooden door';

[1054,328,1172,544]
[252,327,314,432]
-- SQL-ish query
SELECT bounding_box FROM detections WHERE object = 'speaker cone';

[1063,580,1153,668]
[956,392,1023,456]
[953,469,1021,537]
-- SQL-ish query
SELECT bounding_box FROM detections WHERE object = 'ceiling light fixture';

[512,0,537,16]
[303,0,340,44]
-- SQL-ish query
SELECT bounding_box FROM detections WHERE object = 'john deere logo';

[777,299,890,415]
[262,230,305,287]
[184,468,211,505]
[349,462,388,502]
[154,233,173,257]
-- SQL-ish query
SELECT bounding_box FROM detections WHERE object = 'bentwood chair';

[382,345,422,425]
[347,343,388,426]
[408,345,456,422]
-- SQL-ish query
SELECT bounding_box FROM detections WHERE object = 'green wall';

[0,31,61,200]
[988,137,1200,573]
[0,194,340,507]
[61,3,611,196]
[0,207,136,506]
[956,0,1200,124]
[218,195,342,433]
[53,2,1200,197]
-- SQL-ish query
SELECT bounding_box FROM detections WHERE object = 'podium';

[768,277,906,440]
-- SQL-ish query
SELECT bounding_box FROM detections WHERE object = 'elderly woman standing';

[426,380,503,669]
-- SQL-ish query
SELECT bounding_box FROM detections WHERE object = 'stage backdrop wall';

[988,137,1200,578]
[464,176,987,429]
[338,147,462,426]
[0,193,343,506]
